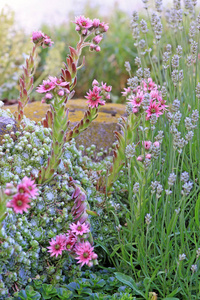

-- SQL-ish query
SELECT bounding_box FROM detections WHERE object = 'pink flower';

[137,156,143,161]
[92,18,100,27]
[49,76,69,87]
[43,36,54,47]
[146,101,163,120]
[21,176,38,199]
[150,90,161,101]
[6,193,31,214]
[85,88,105,108]
[32,31,44,44]
[47,235,66,258]
[65,231,77,251]
[92,79,99,86]
[142,141,152,150]
[129,91,144,107]
[4,189,11,196]
[95,46,101,52]
[45,93,53,100]
[90,43,96,50]
[158,98,168,110]
[36,79,55,93]
[154,141,160,147]
[57,89,65,97]
[93,35,103,44]
[146,153,151,159]
[74,16,93,29]
[121,87,131,97]
[75,25,81,31]
[17,183,29,194]
[101,82,112,92]
[147,78,157,90]
[75,241,95,267]
[132,107,139,113]
[93,85,101,93]
[99,22,109,32]
[70,221,90,236]
[82,29,88,36]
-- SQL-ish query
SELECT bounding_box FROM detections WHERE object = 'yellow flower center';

[17,200,23,206]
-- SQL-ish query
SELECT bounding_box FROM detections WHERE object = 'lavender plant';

[95,1,200,299]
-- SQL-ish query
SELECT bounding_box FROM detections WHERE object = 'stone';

[2,100,126,151]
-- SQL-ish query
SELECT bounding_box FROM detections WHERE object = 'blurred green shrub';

[0,6,33,101]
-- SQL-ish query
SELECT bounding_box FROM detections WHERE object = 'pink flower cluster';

[47,221,98,267]
[137,140,160,162]
[32,31,54,48]
[36,76,70,103]
[74,16,109,52]
[5,177,38,214]
[85,79,112,108]
[123,78,167,120]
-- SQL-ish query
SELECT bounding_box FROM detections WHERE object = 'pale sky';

[0,0,186,33]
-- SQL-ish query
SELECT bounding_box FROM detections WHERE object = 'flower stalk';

[37,18,110,185]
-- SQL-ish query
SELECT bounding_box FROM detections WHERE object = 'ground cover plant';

[0,0,200,299]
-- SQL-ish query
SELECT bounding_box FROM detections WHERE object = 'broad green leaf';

[114,272,145,297]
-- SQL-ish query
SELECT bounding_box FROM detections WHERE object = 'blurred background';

[0,0,193,104]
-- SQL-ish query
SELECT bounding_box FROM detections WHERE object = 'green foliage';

[13,269,134,300]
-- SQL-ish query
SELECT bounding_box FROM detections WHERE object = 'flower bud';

[92,79,99,86]
[93,35,103,44]
[95,46,101,52]
[57,89,65,97]
[32,31,44,44]
[93,18,100,27]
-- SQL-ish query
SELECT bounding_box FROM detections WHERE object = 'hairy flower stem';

[14,45,37,124]
[38,35,101,185]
